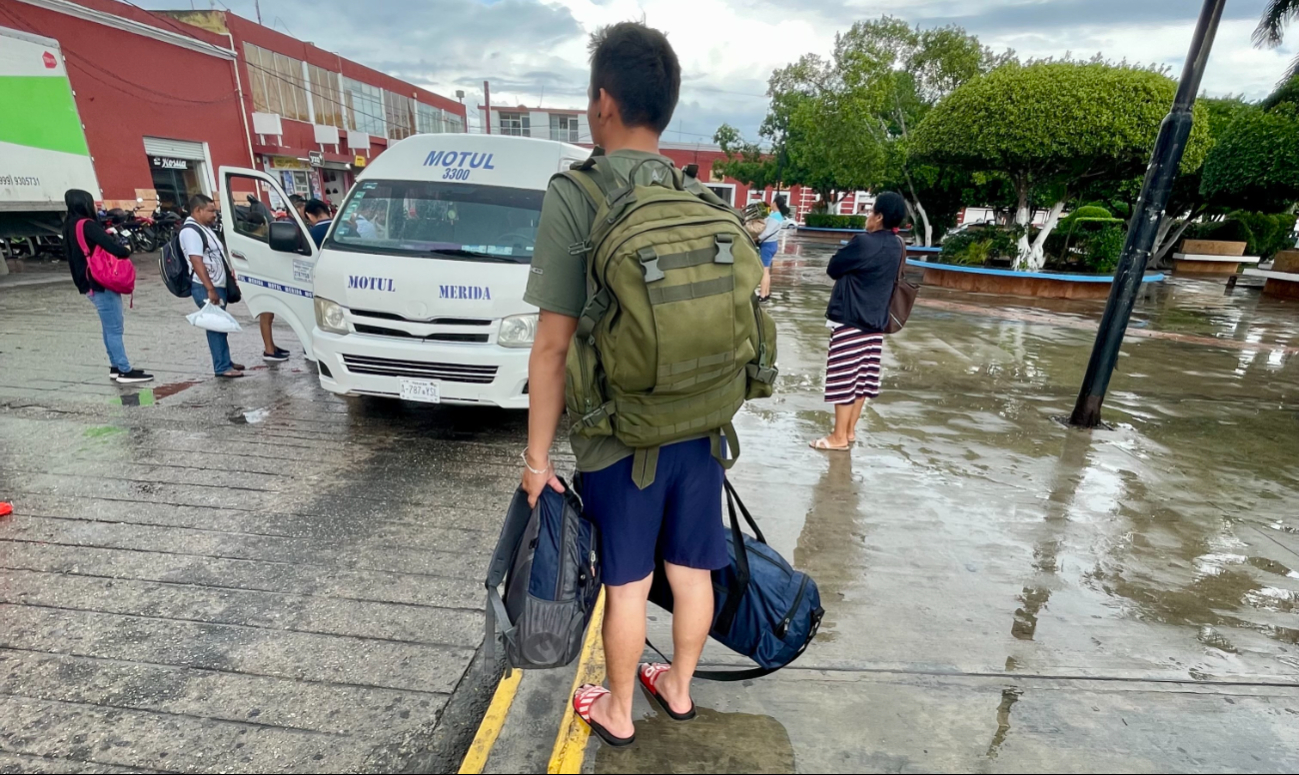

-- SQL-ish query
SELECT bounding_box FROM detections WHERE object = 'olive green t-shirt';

[523,149,682,472]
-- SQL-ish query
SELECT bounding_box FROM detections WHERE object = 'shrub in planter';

[804,213,867,229]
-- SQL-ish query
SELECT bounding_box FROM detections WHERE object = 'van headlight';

[314,297,348,334]
[498,313,538,348]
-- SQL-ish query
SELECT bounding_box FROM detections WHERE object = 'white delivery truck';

[0,26,101,271]
[219,134,589,408]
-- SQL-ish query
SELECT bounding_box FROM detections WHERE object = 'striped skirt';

[825,325,884,404]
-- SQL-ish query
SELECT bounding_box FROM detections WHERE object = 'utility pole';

[254,0,262,25]
[483,80,491,135]
[1069,0,1227,428]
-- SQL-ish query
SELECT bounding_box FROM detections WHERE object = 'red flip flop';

[573,684,635,747]
[638,663,696,721]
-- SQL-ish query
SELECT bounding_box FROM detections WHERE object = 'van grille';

[353,323,489,343]
[341,355,498,383]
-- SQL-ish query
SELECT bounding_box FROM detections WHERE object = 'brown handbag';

[884,236,918,334]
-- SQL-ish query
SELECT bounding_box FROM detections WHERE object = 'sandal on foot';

[573,685,635,747]
[638,663,696,721]
[810,437,849,451]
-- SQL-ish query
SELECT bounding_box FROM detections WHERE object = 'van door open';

[218,167,318,359]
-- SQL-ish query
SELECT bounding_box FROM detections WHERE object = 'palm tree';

[1257,0,1299,76]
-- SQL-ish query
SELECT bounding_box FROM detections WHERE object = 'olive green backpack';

[561,154,778,486]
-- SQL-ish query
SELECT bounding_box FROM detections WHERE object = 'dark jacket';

[825,230,904,334]
[63,217,130,294]
[309,218,333,247]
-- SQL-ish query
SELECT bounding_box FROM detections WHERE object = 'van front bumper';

[311,330,530,409]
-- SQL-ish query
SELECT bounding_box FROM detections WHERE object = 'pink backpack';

[76,219,136,296]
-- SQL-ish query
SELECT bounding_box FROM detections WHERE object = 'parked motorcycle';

[152,206,183,247]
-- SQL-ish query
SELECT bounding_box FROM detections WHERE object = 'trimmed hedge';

[1187,212,1298,258]
[805,213,867,229]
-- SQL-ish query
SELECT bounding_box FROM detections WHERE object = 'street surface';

[3,239,1299,773]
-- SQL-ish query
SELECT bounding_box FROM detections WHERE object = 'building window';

[499,112,529,137]
[416,103,447,134]
[343,77,386,137]
[244,43,308,122]
[550,114,580,142]
[308,64,343,128]
[385,91,414,141]
[446,114,463,133]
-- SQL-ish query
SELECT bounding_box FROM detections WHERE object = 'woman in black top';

[63,189,152,383]
[811,191,908,450]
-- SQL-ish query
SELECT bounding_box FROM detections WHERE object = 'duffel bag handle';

[714,480,751,636]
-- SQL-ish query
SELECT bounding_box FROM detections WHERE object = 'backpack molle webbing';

[559,154,778,487]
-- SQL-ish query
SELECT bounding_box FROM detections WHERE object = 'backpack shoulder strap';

[484,487,539,669]
[74,219,91,255]
[180,222,209,252]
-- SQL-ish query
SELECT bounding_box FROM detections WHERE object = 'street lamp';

[1069,0,1228,428]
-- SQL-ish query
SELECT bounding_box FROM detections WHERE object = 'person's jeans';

[190,284,232,374]
[86,290,130,372]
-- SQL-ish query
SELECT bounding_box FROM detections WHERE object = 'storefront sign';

[269,156,311,171]
[151,156,189,170]
[353,155,367,168]
[308,150,323,168]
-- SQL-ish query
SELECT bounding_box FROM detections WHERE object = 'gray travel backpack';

[485,478,601,670]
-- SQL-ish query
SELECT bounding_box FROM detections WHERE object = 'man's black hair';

[288,194,306,205]
[246,210,267,228]
[873,192,908,230]
[304,198,330,217]
[188,193,214,212]
[588,21,680,134]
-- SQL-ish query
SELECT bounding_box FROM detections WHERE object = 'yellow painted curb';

[547,588,607,774]
[457,666,523,774]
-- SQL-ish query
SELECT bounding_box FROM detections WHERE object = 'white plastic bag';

[186,301,242,333]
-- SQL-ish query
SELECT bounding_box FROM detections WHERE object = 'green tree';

[714,53,887,211]
[914,61,1211,269]
[835,17,1013,244]
[1256,0,1299,76]
[1200,103,1299,212]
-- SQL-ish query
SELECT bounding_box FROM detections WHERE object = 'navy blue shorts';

[760,240,778,267]
[580,438,729,587]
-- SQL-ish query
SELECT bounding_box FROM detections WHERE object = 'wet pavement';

[2,241,1299,772]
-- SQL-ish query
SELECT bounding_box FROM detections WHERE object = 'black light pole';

[1069,0,1228,428]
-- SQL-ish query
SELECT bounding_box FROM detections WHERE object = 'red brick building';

[1,0,466,211]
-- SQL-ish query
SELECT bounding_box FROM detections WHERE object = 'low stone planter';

[1173,239,1254,275]
[910,259,1165,300]
[796,226,866,243]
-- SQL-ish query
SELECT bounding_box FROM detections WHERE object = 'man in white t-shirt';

[183,194,244,378]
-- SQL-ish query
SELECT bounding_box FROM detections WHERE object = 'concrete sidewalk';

[0,277,532,772]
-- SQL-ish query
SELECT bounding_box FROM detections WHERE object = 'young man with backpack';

[521,22,775,746]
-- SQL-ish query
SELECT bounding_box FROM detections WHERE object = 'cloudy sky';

[139,0,1296,144]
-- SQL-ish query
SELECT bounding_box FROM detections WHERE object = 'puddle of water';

[154,380,199,400]
[986,687,1023,759]
[595,706,795,774]
[110,390,154,407]
[229,406,271,424]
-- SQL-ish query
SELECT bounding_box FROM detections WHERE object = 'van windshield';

[325,179,544,263]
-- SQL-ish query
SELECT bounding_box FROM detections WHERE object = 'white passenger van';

[218,134,589,408]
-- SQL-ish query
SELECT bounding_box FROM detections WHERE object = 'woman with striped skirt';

[811,192,908,451]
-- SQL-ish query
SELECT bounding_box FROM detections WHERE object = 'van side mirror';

[269,221,308,254]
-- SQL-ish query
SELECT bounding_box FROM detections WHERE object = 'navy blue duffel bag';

[649,479,824,680]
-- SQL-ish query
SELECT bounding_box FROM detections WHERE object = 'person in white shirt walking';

[182,194,244,378]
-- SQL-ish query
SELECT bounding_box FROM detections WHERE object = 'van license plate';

[400,379,441,404]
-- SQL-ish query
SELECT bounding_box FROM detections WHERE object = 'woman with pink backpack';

[62,189,152,384]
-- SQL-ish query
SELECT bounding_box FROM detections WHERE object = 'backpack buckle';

[714,234,735,265]
[579,401,614,427]
[568,240,591,256]
[638,247,665,283]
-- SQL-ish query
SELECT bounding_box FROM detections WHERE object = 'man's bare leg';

[654,562,713,713]
[585,573,652,738]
